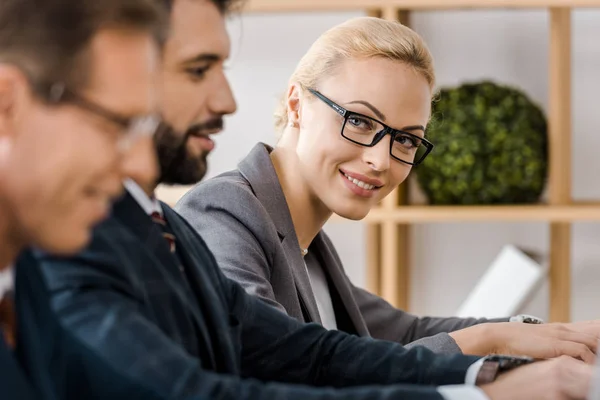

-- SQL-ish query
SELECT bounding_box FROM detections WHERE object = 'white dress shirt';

[123,179,489,400]
[124,179,162,217]
[0,268,13,301]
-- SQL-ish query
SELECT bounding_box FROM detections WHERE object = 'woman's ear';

[286,83,302,128]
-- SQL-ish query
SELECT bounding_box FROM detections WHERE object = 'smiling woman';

[176,15,476,345]
[175,16,600,361]
[177,15,458,338]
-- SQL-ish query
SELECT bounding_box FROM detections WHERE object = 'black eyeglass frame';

[308,88,434,166]
[39,82,159,149]
[45,82,137,129]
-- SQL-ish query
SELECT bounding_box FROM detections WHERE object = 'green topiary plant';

[416,80,548,205]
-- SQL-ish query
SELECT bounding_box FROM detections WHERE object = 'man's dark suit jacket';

[7,250,165,400]
[33,192,481,400]
[0,276,39,400]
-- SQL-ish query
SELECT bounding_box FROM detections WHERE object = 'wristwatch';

[475,355,535,385]
[509,314,545,324]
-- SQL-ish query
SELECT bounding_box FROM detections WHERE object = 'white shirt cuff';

[438,385,489,400]
[436,358,490,400]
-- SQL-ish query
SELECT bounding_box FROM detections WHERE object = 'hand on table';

[480,356,594,400]
[449,322,597,363]
[560,320,600,340]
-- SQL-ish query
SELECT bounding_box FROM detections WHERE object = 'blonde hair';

[274,16,435,133]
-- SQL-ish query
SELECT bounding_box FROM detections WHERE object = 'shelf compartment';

[361,203,600,223]
[246,0,600,13]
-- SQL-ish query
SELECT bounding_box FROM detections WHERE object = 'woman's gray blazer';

[176,143,502,353]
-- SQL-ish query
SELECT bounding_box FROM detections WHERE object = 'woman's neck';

[270,146,332,252]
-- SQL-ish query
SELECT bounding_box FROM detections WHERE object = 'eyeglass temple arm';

[309,88,347,117]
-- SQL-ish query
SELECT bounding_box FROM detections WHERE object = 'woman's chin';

[334,207,370,221]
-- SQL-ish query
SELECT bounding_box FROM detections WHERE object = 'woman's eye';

[395,135,419,149]
[348,116,371,129]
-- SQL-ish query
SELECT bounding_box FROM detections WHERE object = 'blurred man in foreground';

[0,0,167,397]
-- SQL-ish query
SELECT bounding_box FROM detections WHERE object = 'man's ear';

[286,82,303,128]
[0,65,28,140]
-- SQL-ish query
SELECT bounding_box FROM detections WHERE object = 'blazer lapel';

[112,193,176,273]
[113,193,217,367]
[13,252,57,400]
[238,143,322,325]
[312,233,370,336]
[0,336,37,400]
[161,205,238,373]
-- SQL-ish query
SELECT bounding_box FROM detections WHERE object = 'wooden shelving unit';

[364,204,600,223]
[239,0,600,323]
[245,0,600,12]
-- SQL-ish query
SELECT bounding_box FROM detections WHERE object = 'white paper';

[456,245,546,319]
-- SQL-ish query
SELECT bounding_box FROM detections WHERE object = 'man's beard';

[154,118,222,185]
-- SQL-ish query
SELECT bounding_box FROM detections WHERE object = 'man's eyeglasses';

[45,83,159,151]
[308,89,434,166]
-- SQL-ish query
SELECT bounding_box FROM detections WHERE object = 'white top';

[303,258,337,330]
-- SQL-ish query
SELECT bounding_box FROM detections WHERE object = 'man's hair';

[0,0,167,94]
[161,0,244,14]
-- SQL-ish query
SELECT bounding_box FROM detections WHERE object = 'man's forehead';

[168,0,230,62]
[85,30,159,115]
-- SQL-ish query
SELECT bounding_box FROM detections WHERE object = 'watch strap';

[475,360,500,385]
[475,355,535,386]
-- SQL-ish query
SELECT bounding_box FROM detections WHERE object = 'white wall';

[161,9,600,321]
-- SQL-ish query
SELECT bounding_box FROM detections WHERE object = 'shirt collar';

[123,178,162,217]
[0,268,13,301]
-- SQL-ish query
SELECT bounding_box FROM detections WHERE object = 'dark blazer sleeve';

[223,272,482,389]
[15,251,169,400]
[176,177,287,313]
[37,222,479,400]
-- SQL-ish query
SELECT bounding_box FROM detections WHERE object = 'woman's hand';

[559,320,600,340]
[449,322,597,363]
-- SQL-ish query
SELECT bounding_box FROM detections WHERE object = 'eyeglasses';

[308,89,434,166]
[45,82,159,151]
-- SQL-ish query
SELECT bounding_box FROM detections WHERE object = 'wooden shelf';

[362,204,600,223]
[246,0,600,13]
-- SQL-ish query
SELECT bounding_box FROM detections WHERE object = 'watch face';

[511,314,545,324]
[522,316,544,324]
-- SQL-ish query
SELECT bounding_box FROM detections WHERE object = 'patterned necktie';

[151,211,176,253]
[0,293,15,348]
